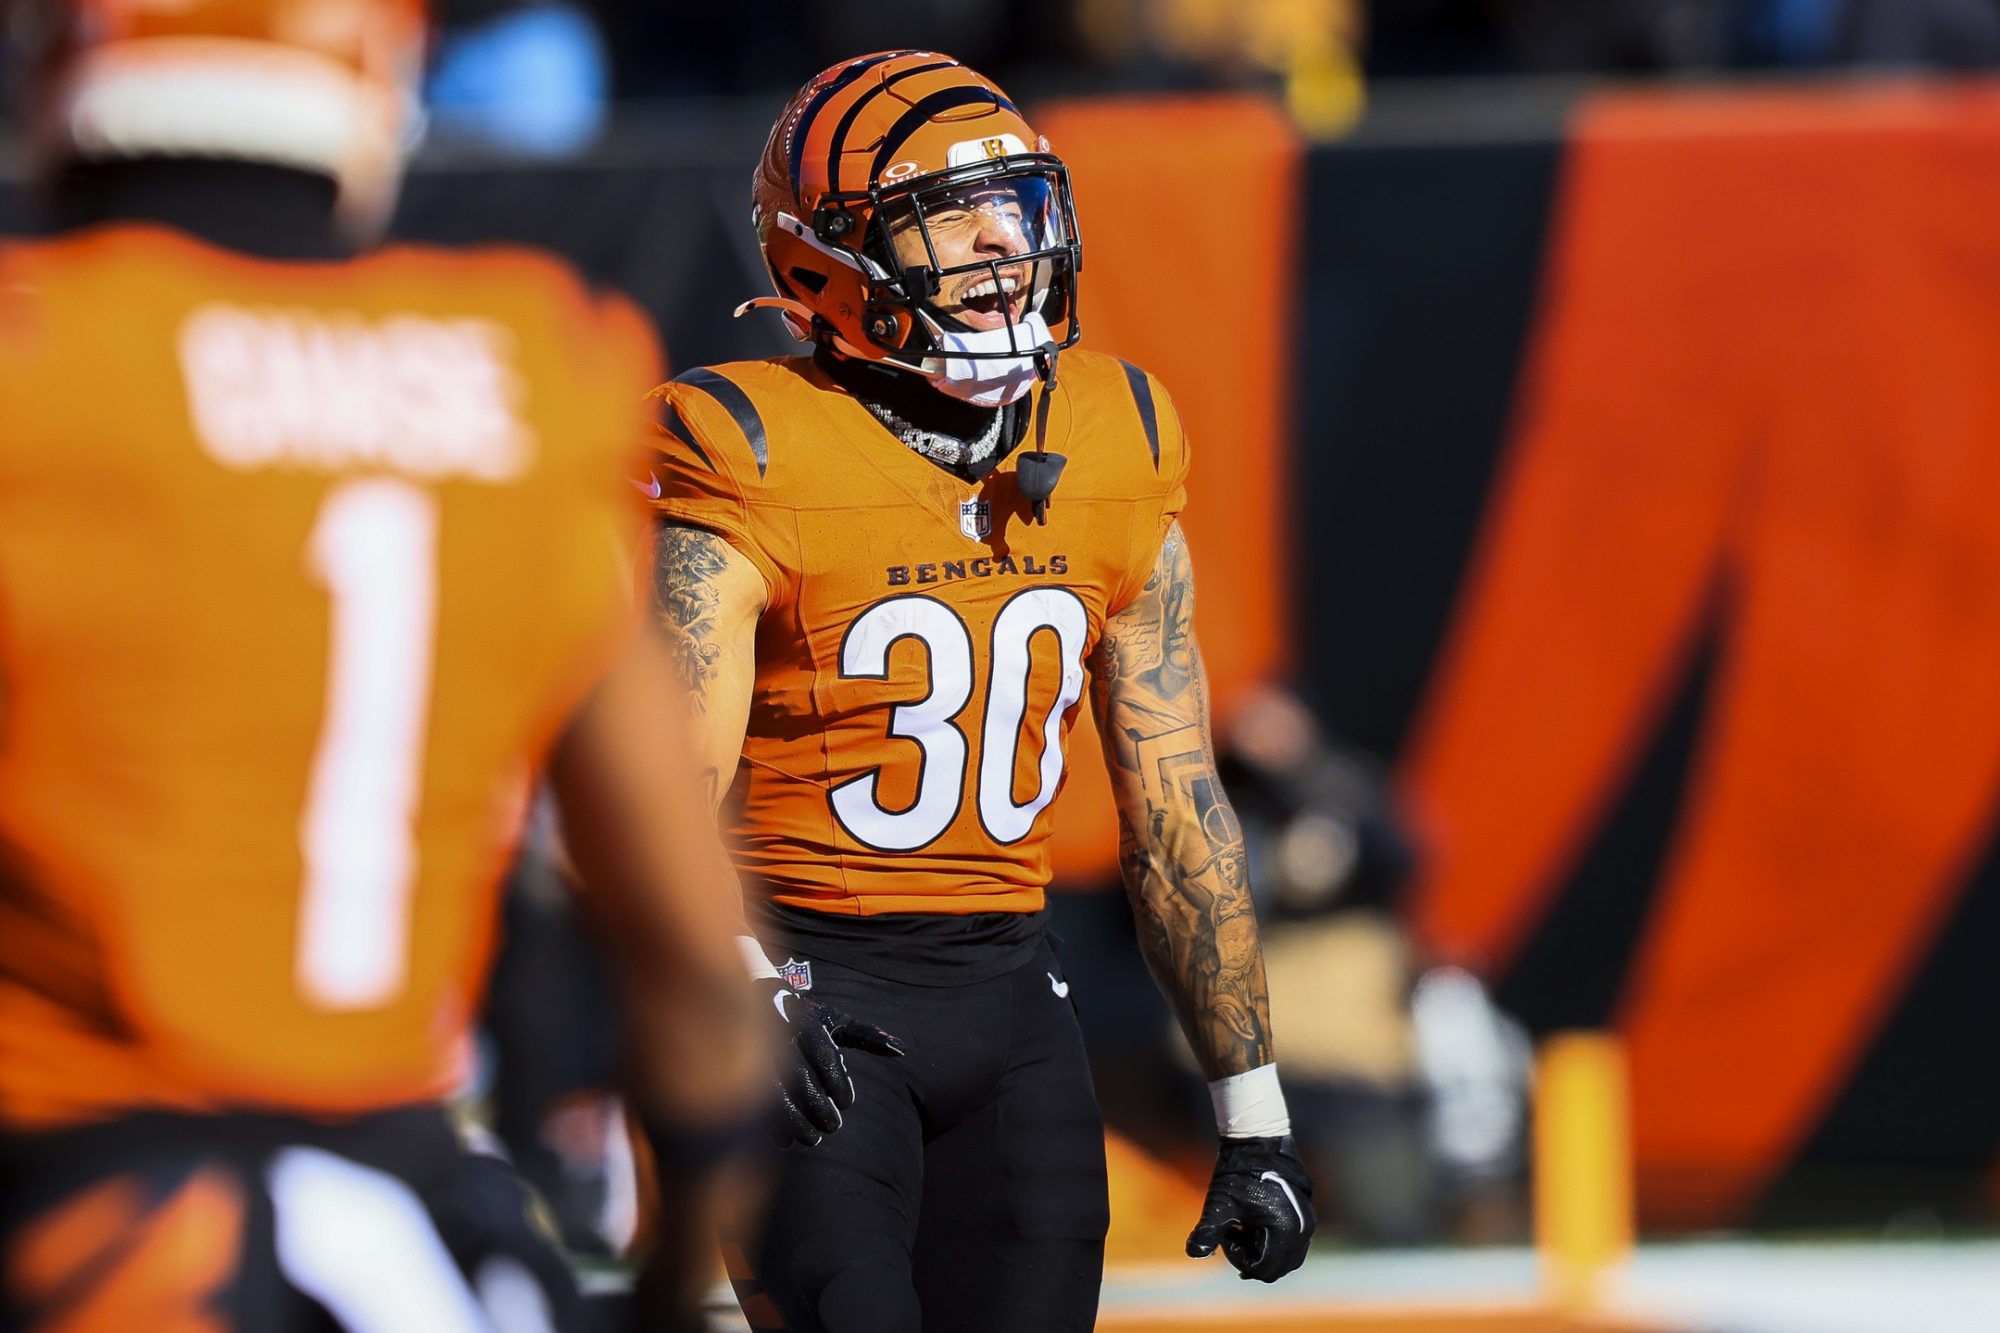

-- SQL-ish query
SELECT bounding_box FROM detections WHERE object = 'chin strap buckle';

[1034,341,1060,388]
[1017,345,1065,524]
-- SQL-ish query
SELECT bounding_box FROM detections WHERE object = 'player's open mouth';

[953,272,1027,328]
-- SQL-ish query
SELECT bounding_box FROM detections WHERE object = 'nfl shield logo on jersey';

[958,498,991,541]
[778,958,813,992]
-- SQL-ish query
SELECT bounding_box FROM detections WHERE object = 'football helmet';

[748,51,1083,406]
[12,0,426,234]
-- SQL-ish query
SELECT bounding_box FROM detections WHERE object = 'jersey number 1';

[830,588,1089,851]
[296,479,438,1010]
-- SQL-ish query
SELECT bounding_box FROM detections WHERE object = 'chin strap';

[1016,345,1066,525]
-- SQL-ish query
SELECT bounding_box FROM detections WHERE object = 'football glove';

[757,978,904,1147]
[1185,1134,1316,1282]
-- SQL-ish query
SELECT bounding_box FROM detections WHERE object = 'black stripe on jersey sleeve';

[652,396,714,473]
[1119,359,1161,472]
[672,368,769,479]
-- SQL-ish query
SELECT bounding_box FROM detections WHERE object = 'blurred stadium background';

[12,1,2000,1328]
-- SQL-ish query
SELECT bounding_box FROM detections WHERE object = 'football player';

[646,51,1317,1333]
[0,2,763,1329]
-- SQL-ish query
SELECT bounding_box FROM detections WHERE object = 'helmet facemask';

[820,155,1081,407]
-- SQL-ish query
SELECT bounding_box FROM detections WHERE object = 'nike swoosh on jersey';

[1048,972,1069,998]
[628,471,663,499]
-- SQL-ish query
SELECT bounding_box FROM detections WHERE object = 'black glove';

[422,1150,584,1326]
[758,978,904,1147]
[1185,1134,1316,1282]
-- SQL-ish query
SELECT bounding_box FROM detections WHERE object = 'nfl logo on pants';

[959,498,991,541]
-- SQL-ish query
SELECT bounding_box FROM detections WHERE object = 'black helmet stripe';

[865,88,1019,185]
[788,51,911,193]
[820,58,956,194]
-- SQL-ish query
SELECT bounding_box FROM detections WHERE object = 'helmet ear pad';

[760,210,929,357]
[760,213,871,348]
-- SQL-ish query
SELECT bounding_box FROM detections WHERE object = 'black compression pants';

[732,938,1108,1333]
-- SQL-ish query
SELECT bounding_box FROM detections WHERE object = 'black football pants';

[732,938,1109,1333]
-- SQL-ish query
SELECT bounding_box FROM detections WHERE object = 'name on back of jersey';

[178,303,538,482]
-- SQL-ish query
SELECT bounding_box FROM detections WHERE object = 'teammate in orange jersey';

[0,2,764,1329]
[646,51,1318,1333]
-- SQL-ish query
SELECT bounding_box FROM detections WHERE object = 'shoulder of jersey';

[645,350,1190,497]
[0,244,42,350]
[1055,347,1191,490]
[646,356,826,495]
[375,241,627,324]
[376,242,660,397]
[0,234,649,380]
[0,228,149,308]
[375,239,576,289]
[0,233,167,361]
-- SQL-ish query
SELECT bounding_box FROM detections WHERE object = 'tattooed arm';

[1092,522,1274,1079]
[653,521,903,1145]
[1095,523,1314,1277]
[651,522,768,810]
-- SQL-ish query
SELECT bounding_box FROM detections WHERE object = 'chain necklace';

[863,399,1004,470]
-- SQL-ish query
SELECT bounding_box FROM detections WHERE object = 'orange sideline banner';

[1399,81,2000,1225]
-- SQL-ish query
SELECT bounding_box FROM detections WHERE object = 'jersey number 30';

[830,588,1089,852]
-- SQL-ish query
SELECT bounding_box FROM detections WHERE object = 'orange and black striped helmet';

[12,0,426,232]
[749,51,1082,376]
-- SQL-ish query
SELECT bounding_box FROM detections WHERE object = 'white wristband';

[737,934,781,983]
[1208,1063,1291,1139]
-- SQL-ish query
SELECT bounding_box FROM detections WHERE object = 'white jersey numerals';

[828,597,974,851]
[829,588,1089,852]
[295,479,439,1010]
[978,589,1090,842]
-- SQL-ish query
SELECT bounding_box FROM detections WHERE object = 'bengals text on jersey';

[0,224,659,1130]
[645,347,1188,918]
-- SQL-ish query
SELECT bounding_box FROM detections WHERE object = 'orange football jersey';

[0,225,659,1128]
[648,349,1188,917]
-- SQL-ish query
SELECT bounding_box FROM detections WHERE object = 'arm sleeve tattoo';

[652,523,732,715]
[651,522,760,811]
[1092,523,1274,1080]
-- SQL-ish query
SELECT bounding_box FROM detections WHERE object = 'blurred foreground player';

[0,2,762,1328]
[646,51,1316,1332]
